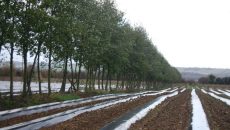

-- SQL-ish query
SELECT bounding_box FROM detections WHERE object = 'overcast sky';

[115,0,230,69]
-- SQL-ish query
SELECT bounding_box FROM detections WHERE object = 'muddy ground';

[41,94,168,130]
[197,90,230,130]
[129,90,192,130]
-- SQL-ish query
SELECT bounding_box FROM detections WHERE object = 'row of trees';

[0,0,181,99]
[198,74,230,84]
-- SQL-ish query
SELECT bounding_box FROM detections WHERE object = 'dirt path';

[129,90,192,130]
[0,97,119,128]
[197,90,230,130]
[41,94,166,130]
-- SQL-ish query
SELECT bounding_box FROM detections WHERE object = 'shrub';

[0,65,16,77]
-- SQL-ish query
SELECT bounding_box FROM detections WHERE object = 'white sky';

[115,0,230,69]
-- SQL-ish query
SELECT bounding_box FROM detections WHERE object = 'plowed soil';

[129,90,192,130]
[0,97,120,128]
[41,94,168,130]
[197,90,230,130]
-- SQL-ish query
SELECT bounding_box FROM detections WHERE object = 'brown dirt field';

[203,84,230,90]
[41,94,167,130]
[129,90,192,130]
[0,97,119,128]
[197,90,230,130]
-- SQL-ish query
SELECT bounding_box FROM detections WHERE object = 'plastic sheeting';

[209,89,222,95]
[101,91,178,130]
[0,92,149,121]
[191,89,210,130]
[201,89,230,106]
[1,88,174,130]
[218,89,230,97]
[1,95,146,129]
[0,88,169,119]
[180,88,186,93]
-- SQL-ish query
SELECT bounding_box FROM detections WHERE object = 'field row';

[0,87,229,130]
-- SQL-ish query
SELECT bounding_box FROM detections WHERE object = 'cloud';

[115,0,230,68]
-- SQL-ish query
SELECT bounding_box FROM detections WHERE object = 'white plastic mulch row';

[0,88,169,117]
[103,88,177,111]
[209,89,222,95]
[142,88,177,96]
[180,88,186,93]
[0,93,120,115]
[191,89,210,130]
[0,88,170,116]
[1,89,174,130]
[201,89,230,106]
[113,91,179,130]
[217,89,230,97]
[3,97,140,130]
[0,89,167,121]
[0,94,134,121]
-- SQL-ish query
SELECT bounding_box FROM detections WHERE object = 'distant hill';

[177,67,230,81]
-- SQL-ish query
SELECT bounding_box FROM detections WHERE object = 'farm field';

[0,86,229,130]
[0,0,229,130]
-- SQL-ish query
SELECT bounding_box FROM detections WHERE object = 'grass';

[0,93,81,111]
[185,85,196,89]
[51,93,80,101]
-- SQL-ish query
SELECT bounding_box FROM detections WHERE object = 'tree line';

[198,74,230,85]
[0,0,181,99]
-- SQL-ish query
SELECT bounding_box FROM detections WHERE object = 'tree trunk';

[70,57,76,91]
[97,67,101,90]
[93,69,97,90]
[48,49,52,94]
[74,61,77,78]
[37,51,42,94]
[60,56,68,93]
[89,67,92,91]
[8,3,16,100]
[76,62,82,91]
[121,74,125,90]
[101,66,105,90]
[85,67,89,92]
[105,65,110,91]
[27,47,40,95]
[10,42,14,100]
[22,47,28,97]
[116,74,119,90]
[109,74,112,91]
